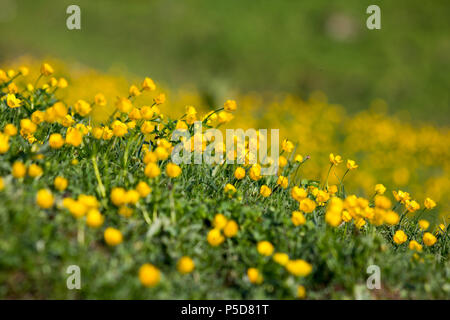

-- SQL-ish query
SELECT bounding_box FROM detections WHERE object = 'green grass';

[0,76,449,299]
[0,0,449,124]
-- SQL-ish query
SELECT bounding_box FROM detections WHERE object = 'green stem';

[91,156,106,199]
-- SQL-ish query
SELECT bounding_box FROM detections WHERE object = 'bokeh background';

[0,0,448,124]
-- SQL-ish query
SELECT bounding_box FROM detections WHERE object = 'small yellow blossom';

[139,263,160,287]
[423,232,437,246]
[260,185,272,197]
[291,211,306,226]
[104,227,123,246]
[177,256,195,274]
[86,209,104,228]
[247,268,263,284]
[393,230,407,245]
[207,228,225,246]
[36,189,54,209]
[257,241,274,256]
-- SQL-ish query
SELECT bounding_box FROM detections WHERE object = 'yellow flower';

[139,263,161,287]
[115,97,133,114]
[110,187,126,207]
[62,199,86,218]
[49,133,65,149]
[423,232,437,246]
[141,106,154,119]
[291,211,306,226]
[234,167,246,180]
[36,189,54,209]
[223,220,238,237]
[0,69,6,82]
[278,155,287,168]
[285,259,312,277]
[224,183,237,195]
[342,210,352,222]
[92,127,103,139]
[86,209,104,228]
[57,77,68,88]
[12,161,27,178]
[154,146,169,160]
[177,256,195,274]
[127,120,136,129]
[20,118,37,135]
[142,77,156,91]
[0,177,4,191]
[328,184,338,194]
[61,114,74,127]
[329,153,342,165]
[207,228,225,246]
[94,93,107,106]
[213,214,228,230]
[383,211,399,226]
[111,120,128,137]
[277,176,288,189]
[53,102,68,119]
[118,206,133,218]
[424,197,436,210]
[375,184,386,195]
[223,99,237,112]
[74,99,92,117]
[144,163,161,178]
[28,164,43,178]
[408,240,423,252]
[273,252,289,266]
[346,159,358,170]
[260,185,272,197]
[247,268,263,284]
[129,85,141,97]
[166,163,182,178]
[0,133,9,154]
[65,127,83,147]
[40,63,54,76]
[294,154,303,162]
[405,199,420,213]
[393,230,407,245]
[393,190,411,203]
[299,198,316,213]
[153,93,166,105]
[291,186,307,202]
[136,181,152,197]
[375,195,391,209]
[325,210,341,227]
[102,126,113,140]
[54,176,68,191]
[297,285,306,299]
[104,227,123,246]
[124,190,140,205]
[19,66,29,76]
[248,164,261,181]
[257,241,274,256]
[281,139,294,153]
[139,121,154,135]
[316,190,329,203]
[3,124,17,136]
[418,219,429,231]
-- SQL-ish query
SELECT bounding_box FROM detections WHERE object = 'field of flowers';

[0,60,449,299]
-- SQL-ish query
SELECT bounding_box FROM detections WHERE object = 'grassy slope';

[0,0,449,123]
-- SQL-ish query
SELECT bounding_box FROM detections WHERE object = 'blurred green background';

[0,0,448,123]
